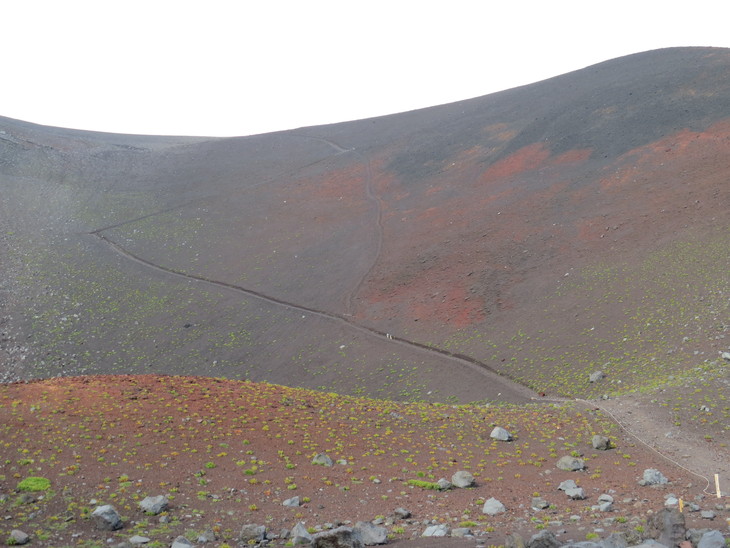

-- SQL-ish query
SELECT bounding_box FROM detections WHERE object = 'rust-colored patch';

[480,143,551,182]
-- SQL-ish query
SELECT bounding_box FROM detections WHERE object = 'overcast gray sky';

[4,1,730,137]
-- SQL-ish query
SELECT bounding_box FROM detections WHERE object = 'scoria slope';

[1,47,730,412]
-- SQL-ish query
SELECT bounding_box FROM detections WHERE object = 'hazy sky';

[5,1,730,137]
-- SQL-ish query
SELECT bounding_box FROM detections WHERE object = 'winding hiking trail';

[89,230,538,403]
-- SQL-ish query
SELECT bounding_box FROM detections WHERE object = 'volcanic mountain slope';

[2,47,730,412]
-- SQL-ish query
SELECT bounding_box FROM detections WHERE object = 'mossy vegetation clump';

[17,476,51,492]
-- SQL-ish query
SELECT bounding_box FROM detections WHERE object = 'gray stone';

[354,521,387,545]
[632,541,668,548]
[490,426,513,441]
[283,496,301,507]
[700,510,716,519]
[291,521,314,545]
[312,453,334,467]
[647,508,685,548]
[665,496,679,507]
[139,495,169,515]
[197,528,216,543]
[640,468,668,485]
[526,529,560,548]
[171,537,194,548]
[239,523,266,543]
[686,529,712,546]
[505,532,526,548]
[8,530,30,545]
[451,470,475,488]
[698,530,726,548]
[565,487,586,500]
[312,526,364,547]
[589,371,605,383]
[561,543,600,548]
[558,479,577,491]
[452,527,472,537]
[129,536,150,544]
[592,435,611,450]
[482,497,506,515]
[92,504,123,531]
[422,524,450,537]
[393,507,411,519]
[599,532,628,548]
[557,455,585,471]
[531,496,549,510]
[436,478,452,490]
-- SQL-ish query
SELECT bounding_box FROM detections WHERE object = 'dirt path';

[585,395,729,497]
[90,231,538,402]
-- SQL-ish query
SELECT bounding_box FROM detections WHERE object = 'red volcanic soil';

[1,375,725,547]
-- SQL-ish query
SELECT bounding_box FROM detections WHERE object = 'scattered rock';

[600,532,628,548]
[589,371,605,383]
[422,524,450,537]
[531,496,550,510]
[291,522,314,545]
[700,510,716,520]
[527,529,561,548]
[556,455,585,471]
[197,529,217,543]
[8,530,30,545]
[283,496,301,507]
[720,351,730,361]
[505,532,526,548]
[452,527,472,537]
[490,426,513,441]
[558,479,578,491]
[482,497,506,516]
[312,453,334,467]
[451,470,475,488]
[565,487,586,500]
[393,507,411,519]
[592,435,611,450]
[639,469,668,486]
[698,530,726,548]
[312,526,364,547]
[647,507,685,548]
[129,535,150,545]
[436,478,453,490]
[92,504,123,531]
[239,523,266,544]
[354,521,387,545]
[171,537,194,548]
[139,495,169,515]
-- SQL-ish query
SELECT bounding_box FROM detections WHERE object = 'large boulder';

[490,426,513,441]
[482,497,506,516]
[556,455,585,471]
[527,530,561,548]
[239,524,266,544]
[451,470,475,488]
[647,508,685,548]
[422,524,450,537]
[698,530,726,548]
[8,530,30,545]
[640,468,668,486]
[312,526,364,547]
[291,522,314,545]
[139,495,169,515]
[592,435,611,450]
[354,521,387,545]
[92,504,123,531]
